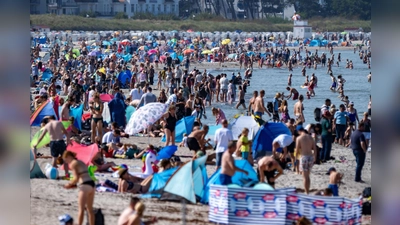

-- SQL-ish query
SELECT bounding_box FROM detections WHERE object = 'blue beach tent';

[161,116,195,143]
[141,167,179,198]
[160,156,208,203]
[201,160,258,204]
[251,122,292,159]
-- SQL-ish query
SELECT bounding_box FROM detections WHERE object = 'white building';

[47,0,179,17]
[293,20,312,39]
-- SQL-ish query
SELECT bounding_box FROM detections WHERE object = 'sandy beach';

[30,45,372,225]
[31,124,371,225]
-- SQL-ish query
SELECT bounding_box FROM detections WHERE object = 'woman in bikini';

[89,93,103,144]
[162,105,177,146]
[118,168,147,194]
[63,151,95,225]
[279,100,290,123]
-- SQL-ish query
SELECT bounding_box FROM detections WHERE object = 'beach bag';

[314,107,321,122]
[267,102,273,113]
[363,187,371,198]
[87,208,104,225]
[362,201,371,215]
[82,118,91,130]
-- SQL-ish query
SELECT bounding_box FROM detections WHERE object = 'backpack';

[82,118,91,130]
[267,102,273,113]
[362,187,371,198]
[87,208,104,225]
[314,107,321,122]
[362,201,371,215]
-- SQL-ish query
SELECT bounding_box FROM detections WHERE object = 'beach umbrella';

[147,49,158,55]
[246,38,253,43]
[183,49,194,55]
[211,47,220,52]
[138,46,148,51]
[187,29,194,33]
[156,145,178,161]
[99,93,113,103]
[88,50,100,56]
[125,102,169,135]
[221,39,230,45]
[102,41,111,46]
[202,50,212,55]
[247,51,255,56]
[341,32,348,35]
[227,53,237,59]
[120,39,131,46]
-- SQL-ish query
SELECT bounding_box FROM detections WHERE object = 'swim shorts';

[328,184,339,196]
[50,140,66,158]
[187,137,200,151]
[219,173,232,185]
[299,155,314,172]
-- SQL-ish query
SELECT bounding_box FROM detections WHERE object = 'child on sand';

[326,167,343,196]
[179,133,188,147]
[237,128,251,160]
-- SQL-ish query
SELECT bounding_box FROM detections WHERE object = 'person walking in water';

[295,127,317,194]
[253,90,271,119]
[33,115,71,177]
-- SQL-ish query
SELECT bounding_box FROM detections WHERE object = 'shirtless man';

[293,95,305,123]
[187,125,209,155]
[326,167,343,196]
[253,90,271,119]
[286,87,299,100]
[61,97,75,121]
[257,156,283,188]
[118,197,157,225]
[295,128,317,194]
[247,91,258,116]
[33,115,71,176]
[235,86,246,109]
[118,197,140,225]
[185,94,195,116]
[220,141,248,185]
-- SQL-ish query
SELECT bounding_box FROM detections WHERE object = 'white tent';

[229,115,260,140]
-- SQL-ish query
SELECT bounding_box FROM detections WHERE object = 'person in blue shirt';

[333,104,349,146]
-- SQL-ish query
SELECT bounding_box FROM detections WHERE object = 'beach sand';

[31,125,371,225]
[31,46,371,224]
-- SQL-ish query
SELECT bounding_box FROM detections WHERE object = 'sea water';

[203,49,371,126]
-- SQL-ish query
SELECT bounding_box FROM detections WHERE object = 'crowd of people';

[31,33,371,225]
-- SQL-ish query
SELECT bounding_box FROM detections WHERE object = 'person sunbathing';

[117,169,147,194]
[114,143,138,159]
[91,147,116,172]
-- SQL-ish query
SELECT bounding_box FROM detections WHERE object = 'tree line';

[179,0,371,20]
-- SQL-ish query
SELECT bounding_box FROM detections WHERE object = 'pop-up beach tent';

[161,116,195,143]
[64,141,98,166]
[156,155,208,204]
[201,160,258,204]
[229,115,260,140]
[30,101,57,127]
[252,122,292,159]
[30,149,45,178]
[141,167,179,198]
